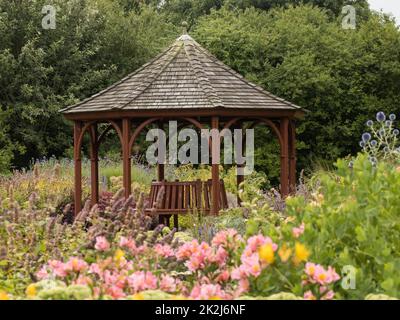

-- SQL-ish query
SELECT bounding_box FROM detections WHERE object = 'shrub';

[272,154,400,299]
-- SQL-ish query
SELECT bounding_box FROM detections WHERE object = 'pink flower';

[154,244,174,258]
[211,247,228,266]
[36,266,49,280]
[304,263,340,286]
[236,279,250,296]
[304,290,316,300]
[190,284,229,300]
[48,260,68,278]
[321,290,335,300]
[327,266,340,282]
[119,237,137,252]
[246,235,278,253]
[127,271,157,293]
[89,263,103,277]
[176,240,200,260]
[95,236,110,252]
[75,276,92,286]
[241,253,262,277]
[211,229,240,247]
[185,255,205,272]
[65,257,88,273]
[106,285,126,299]
[292,223,305,238]
[160,275,177,292]
[216,270,230,283]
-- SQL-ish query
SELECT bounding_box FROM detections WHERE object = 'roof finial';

[181,21,188,35]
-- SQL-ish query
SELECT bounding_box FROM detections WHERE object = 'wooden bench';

[147,179,228,229]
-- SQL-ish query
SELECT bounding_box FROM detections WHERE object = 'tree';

[0,0,177,171]
[193,5,400,174]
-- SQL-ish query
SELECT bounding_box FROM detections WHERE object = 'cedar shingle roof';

[61,34,303,114]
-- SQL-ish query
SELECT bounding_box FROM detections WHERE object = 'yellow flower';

[0,291,10,300]
[278,244,292,263]
[131,293,144,300]
[258,244,275,265]
[26,284,37,297]
[293,242,310,265]
[114,249,125,263]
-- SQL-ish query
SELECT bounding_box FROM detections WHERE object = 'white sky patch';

[368,0,400,24]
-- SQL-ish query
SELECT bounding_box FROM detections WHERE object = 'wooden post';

[74,121,83,217]
[280,118,290,197]
[158,121,165,182]
[122,118,132,198]
[289,120,297,193]
[236,121,245,206]
[90,124,99,206]
[211,116,220,215]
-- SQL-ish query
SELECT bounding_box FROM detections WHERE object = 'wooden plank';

[177,185,183,210]
[204,182,210,211]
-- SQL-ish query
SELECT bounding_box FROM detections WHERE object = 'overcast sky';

[368,0,400,24]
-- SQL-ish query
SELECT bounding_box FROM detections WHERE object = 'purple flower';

[371,140,378,147]
[359,141,365,148]
[366,120,374,127]
[362,133,371,143]
[394,129,400,136]
[376,112,386,122]
[389,114,396,121]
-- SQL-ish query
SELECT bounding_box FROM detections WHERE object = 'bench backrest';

[149,180,228,214]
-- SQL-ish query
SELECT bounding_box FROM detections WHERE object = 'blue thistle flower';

[362,133,371,143]
[376,112,386,122]
[385,120,392,127]
[370,140,378,147]
[366,120,374,127]
[393,129,400,136]
[389,114,396,121]
[359,141,365,148]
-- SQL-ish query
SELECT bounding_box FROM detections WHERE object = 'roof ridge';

[115,42,184,110]
[60,43,177,113]
[191,39,302,110]
[183,42,224,108]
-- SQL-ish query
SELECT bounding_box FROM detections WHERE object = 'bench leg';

[174,215,179,231]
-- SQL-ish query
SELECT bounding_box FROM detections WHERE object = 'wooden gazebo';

[61,33,305,217]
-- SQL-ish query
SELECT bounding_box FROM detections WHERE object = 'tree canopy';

[0,0,399,178]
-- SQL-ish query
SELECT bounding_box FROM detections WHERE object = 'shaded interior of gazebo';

[61,33,305,218]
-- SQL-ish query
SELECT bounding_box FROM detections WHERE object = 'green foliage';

[282,154,400,298]
[193,5,400,174]
[0,0,176,171]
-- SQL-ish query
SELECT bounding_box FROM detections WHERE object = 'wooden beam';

[90,123,99,206]
[73,121,83,217]
[211,116,220,215]
[122,118,132,198]
[64,108,304,121]
[289,120,297,193]
[280,118,290,197]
